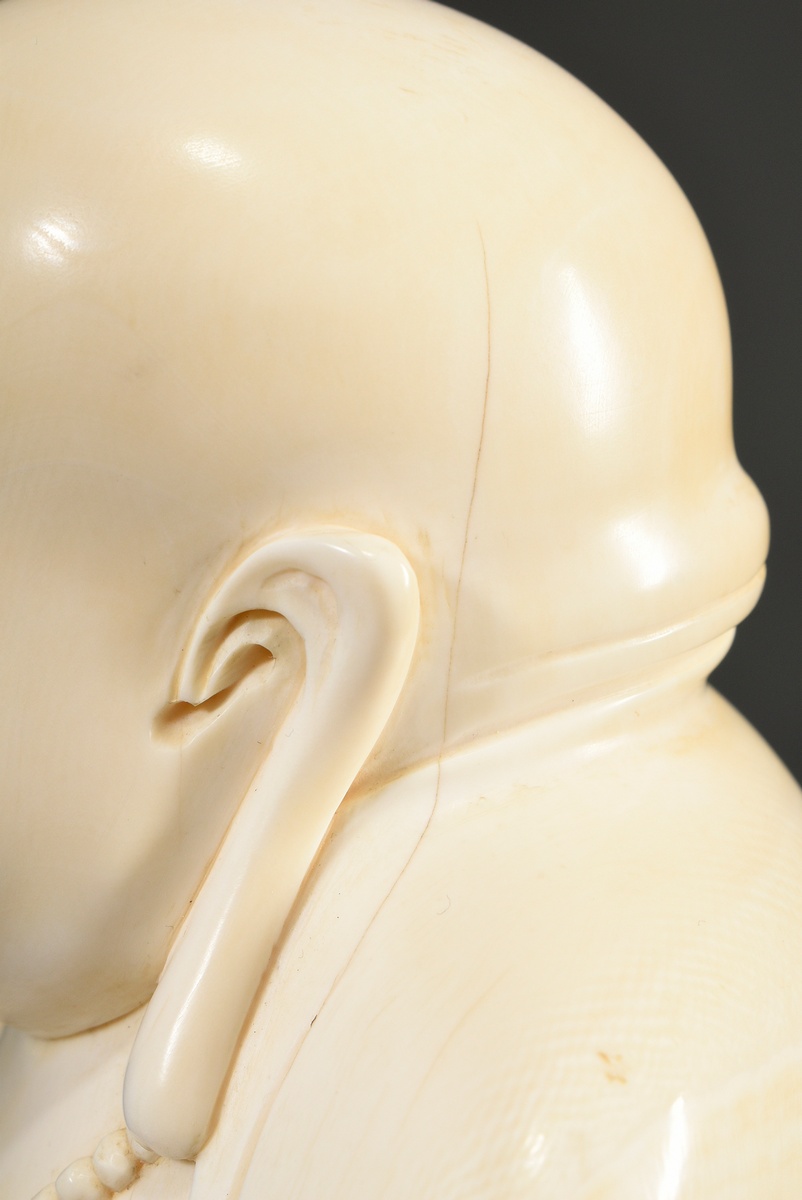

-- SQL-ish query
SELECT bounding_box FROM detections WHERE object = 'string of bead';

[32,1129,160,1200]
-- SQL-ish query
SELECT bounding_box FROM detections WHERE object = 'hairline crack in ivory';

[0,1,800,1197]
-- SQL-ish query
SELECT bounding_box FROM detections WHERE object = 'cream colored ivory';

[0,0,800,1197]
[124,530,420,1160]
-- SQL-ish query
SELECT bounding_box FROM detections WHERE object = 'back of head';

[0,0,767,779]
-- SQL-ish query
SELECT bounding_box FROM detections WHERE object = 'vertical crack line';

[223,233,494,1196]
[441,222,492,749]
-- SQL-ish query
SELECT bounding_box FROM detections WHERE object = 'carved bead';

[54,1158,110,1200]
[92,1129,139,1191]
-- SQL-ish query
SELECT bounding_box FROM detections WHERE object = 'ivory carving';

[0,1,800,1197]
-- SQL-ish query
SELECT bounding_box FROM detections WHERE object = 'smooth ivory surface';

[0,0,799,1197]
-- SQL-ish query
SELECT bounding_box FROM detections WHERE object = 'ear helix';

[153,609,296,745]
[123,529,419,1161]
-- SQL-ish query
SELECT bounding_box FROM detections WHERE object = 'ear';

[123,528,419,1161]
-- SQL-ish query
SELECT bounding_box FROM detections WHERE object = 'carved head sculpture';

[0,0,768,1161]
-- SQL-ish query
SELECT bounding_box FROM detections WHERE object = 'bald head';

[0,0,767,1035]
[0,0,767,759]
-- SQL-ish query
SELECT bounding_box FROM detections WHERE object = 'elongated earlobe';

[123,529,419,1161]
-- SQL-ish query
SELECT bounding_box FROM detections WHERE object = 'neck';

[0,1009,138,1196]
[444,568,762,750]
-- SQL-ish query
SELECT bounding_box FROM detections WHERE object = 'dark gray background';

[443,0,801,782]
